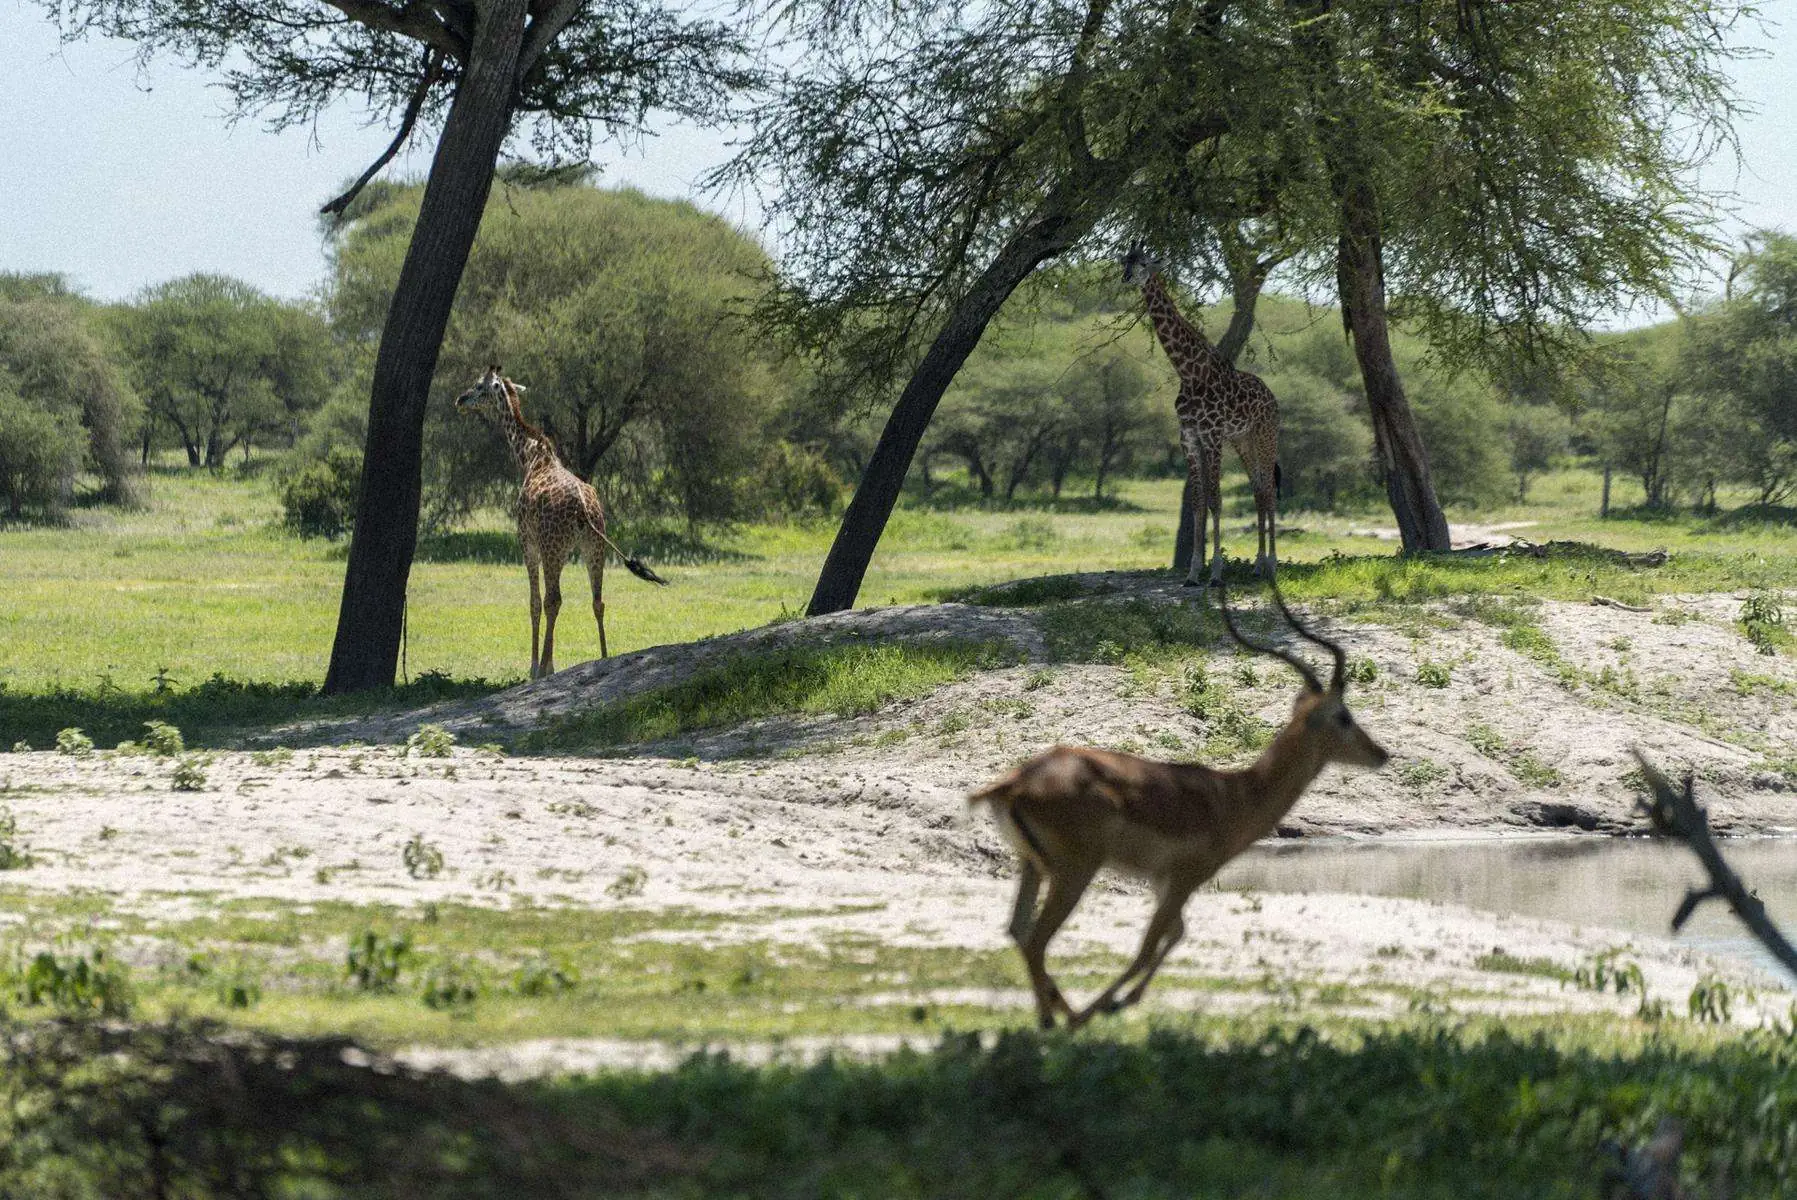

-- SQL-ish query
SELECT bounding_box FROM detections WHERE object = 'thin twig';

[1633,749,1797,983]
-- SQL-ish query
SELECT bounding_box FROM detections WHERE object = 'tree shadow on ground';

[5,1016,1790,1198]
[412,524,756,566]
[901,480,1147,514]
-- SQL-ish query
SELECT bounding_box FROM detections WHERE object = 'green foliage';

[605,865,648,900]
[1343,656,1378,684]
[323,184,803,529]
[513,955,580,997]
[1573,951,1646,997]
[170,755,208,792]
[0,282,143,512]
[530,640,1013,751]
[110,274,334,469]
[406,723,456,758]
[345,930,411,993]
[1740,590,1790,656]
[419,958,480,1012]
[1264,369,1375,511]
[13,948,132,1016]
[54,727,93,757]
[0,808,33,870]
[140,720,184,756]
[279,445,362,539]
[1415,661,1452,688]
[402,835,444,880]
[1688,976,1733,1024]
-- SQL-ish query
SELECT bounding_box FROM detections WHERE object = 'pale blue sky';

[2,0,1793,318]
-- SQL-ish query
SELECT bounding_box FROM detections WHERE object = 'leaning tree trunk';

[806,177,1121,616]
[323,0,527,694]
[1336,181,1450,553]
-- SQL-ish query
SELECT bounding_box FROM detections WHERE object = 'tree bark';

[805,178,1120,615]
[323,0,527,694]
[1336,181,1451,553]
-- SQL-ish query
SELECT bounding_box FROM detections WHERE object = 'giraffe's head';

[1121,240,1161,287]
[455,364,525,413]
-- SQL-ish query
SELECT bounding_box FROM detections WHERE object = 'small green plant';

[1741,590,1792,656]
[9,741,27,753]
[16,948,132,1017]
[0,809,33,870]
[141,720,184,756]
[55,728,93,758]
[407,724,457,758]
[1397,758,1449,791]
[420,959,480,1012]
[936,711,971,736]
[402,834,444,879]
[1415,661,1452,688]
[1022,668,1056,692]
[514,955,580,997]
[171,755,208,791]
[1344,657,1378,684]
[1689,975,1733,1024]
[1465,722,1506,758]
[606,864,648,899]
[249,747,294,766]
[1572,950,1645,996]
[345,930,411,992]
[214,962,262,1009]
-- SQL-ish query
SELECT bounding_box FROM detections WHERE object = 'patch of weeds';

[1501,623,1580,685]
[978,697,1034,720]
[474,869,515,893]
[514,955,580,997]
[1607,636,1633,654]
[141,720,184,756]
[9,741,27,753]
[1653,605,1698,626]
[1740,590,1793,656]
[530,640,1013,751]
[0,809,32,870]
[345,930,411,993]
[1396,758,1449,791]
[1730,669,1797,697]
[1178,663,1273,761]
[1508,750,1563,789]
[1465,722,1506,758]
[55,728,93,758]
[1593,664,1640,701]
[249,746,294,767]
[1001,517,1060,551]
[606,864,648,900]
[1688,975,1733,1024]
[1039,597,1224,663]
[936,710,971,736]
[1022,668,1056,691]
[1415,660,1452,688]
[214,961,263,1009]
[547,800,599,819]
[402,834,445,880]
[1572,950,1645,996]
[420,958,481,1012]
[1474,949,1570,982]
[170,755,209,791]
[1343,657,1378,685]
[407,723,456,758]
[961,576,1094,607]
[13,948,132,1016]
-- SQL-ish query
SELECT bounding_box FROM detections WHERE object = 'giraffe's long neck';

[495,386,558,478]
[1141,274,1226,380]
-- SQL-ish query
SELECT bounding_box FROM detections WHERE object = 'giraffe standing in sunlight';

[1123,242,1280,586]
[455,366,666,678]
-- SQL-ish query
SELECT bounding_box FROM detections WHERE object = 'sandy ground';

[2,581,1793,1071]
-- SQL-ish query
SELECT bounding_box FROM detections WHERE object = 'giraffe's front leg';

[1179,427,1210,588]
[540,560,564,678]
[1204,446,1226,588]
[523,547,543,680]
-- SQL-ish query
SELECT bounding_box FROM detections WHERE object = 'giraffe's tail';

[590,523,669,586]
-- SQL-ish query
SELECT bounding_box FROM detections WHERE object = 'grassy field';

[5,460,1794,697]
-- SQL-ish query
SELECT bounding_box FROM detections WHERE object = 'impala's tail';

[969,769,1051,869]
[588,522,668,586]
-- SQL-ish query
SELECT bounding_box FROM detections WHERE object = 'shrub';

[54,727,93,757]
[279,446,362,538]
[0,808,32,869]
[141,720,184,756]
[407,724,456,758]
[0,380,83,518]
[345,930,411,992]
[421,959,480,1011]
[1415,661,1453,688]
[171,756,208,791]
[15,949,132,1017]
[402,834,444,879]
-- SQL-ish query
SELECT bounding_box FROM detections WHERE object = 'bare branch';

[320,50,445,219]
[319,0,467,59]
[1633,749,1797,983]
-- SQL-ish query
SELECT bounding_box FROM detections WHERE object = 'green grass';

[6,1014,1797,1197]
[523,639,1017,753]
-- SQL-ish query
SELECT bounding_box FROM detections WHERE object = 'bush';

[280,446,362,538]
[0,383,84,517]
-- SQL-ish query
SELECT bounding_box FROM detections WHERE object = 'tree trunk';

[1601,464,1612,517]
[1337,182,1451,553]
[323,0,527,694]
[805,177,1120,615]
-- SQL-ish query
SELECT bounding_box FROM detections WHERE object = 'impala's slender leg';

[1072,889,1189,1027]
[1019,862,1098,1029]
[1006,860,1042,945]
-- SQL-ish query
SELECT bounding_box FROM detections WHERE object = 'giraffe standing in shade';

[455,366,666,678]
[1122,242,1280,586]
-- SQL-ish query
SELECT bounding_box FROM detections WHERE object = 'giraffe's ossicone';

[455,365,666,679]
[1122,242,1280,586]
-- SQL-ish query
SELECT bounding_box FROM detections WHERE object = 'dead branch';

[320,49,445,220]
[1633,750,1797,983]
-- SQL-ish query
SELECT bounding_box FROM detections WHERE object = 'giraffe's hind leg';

[522,540,543,680]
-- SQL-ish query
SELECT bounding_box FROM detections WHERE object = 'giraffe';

[1122,241,1280,587]
[455,366,666,678]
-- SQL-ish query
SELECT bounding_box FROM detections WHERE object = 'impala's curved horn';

[1216,583,1322,693]
[1267,584,1347,691]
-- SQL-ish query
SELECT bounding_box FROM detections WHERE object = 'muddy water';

[1218,836,1797,980]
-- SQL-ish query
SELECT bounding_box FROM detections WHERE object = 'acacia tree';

[47,0,749,691]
